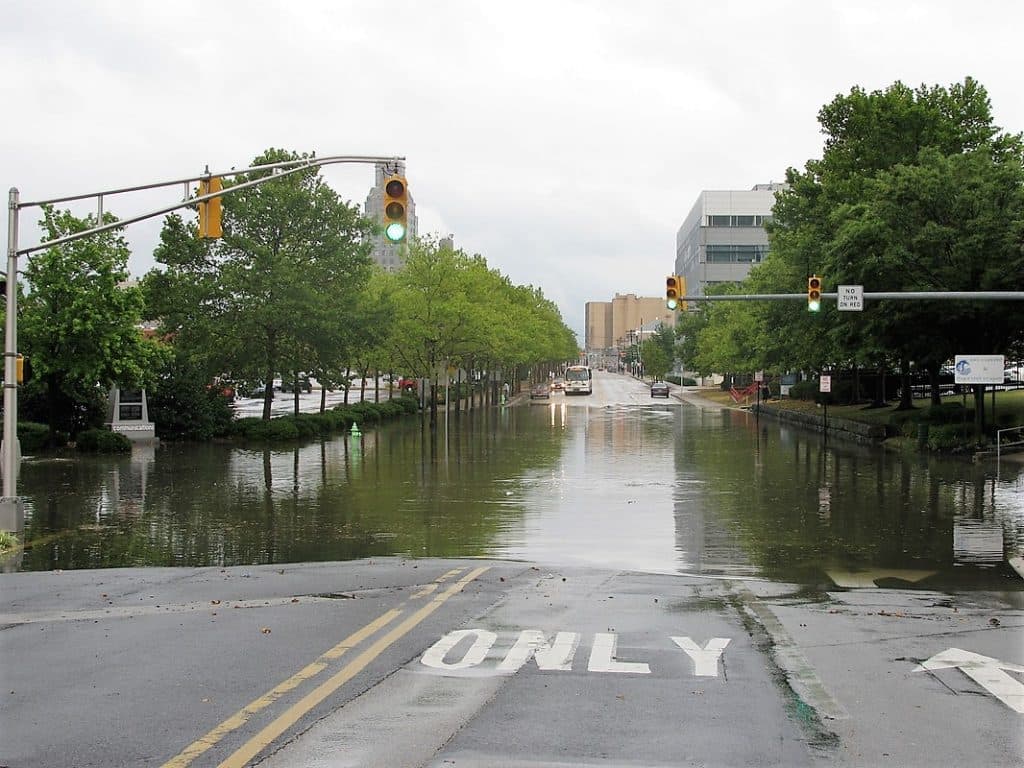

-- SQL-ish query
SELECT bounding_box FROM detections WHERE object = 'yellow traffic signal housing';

[807,275,822,312]
[666,275,681,310]
[382,174,408,242]
[15,354,28,384]
[197,176,223,239]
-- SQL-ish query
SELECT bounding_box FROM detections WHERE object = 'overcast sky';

[2,1,1022,340]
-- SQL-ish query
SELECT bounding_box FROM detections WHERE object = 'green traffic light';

[808,299,821,312]
[666,298,678,310]
[385,222,406,242]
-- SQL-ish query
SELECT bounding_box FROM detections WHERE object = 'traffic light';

[382,174,408,242]
[666,275,681,310]
[16,354,30,384]
[807,275,822,312]
[197,176,223,239]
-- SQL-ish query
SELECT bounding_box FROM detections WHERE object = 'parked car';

[650,380,670,398]
[530,382,551,399]
[281,375,312,393]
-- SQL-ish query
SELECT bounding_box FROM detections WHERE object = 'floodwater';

[10,399,1024,589]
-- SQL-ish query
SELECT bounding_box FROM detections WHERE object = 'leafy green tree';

[19,207,166,440]
[144,148,374,420]
[689,77,1024,429]
[639,337,670,380]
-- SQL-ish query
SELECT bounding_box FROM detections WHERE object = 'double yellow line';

[162,565,489,768]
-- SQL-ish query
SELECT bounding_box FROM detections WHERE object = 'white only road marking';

[671,636,731,676]
[915,648,1024,714]
[587,632,650,674]
[420,629,731,677]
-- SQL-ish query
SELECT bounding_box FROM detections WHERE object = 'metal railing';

[996,426,1024,464]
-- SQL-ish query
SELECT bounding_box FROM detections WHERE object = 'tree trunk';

[927,362,942,406]
[973,384,986,434]
[897,356,914,411]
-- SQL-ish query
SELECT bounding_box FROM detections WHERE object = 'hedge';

[76,429,132,453]
[231,398,417,442]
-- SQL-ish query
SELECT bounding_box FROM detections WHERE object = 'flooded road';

[13,373,1024,590]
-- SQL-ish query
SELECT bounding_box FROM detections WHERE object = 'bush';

[76,428,132,453]
[927,424,972,453]
[921,403,973,425]
[17,422,53,452]
[147,355,235,441]
[788,380,818,401]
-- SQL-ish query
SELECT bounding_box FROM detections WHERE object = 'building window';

[706,215,770,228]
[706,244,768,263]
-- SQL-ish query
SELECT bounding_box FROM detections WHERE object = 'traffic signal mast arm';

[13,155,406,257]
[671,292,1024,302]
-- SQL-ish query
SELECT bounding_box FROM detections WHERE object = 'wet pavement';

[1,558,1020,767]
[2,371,1022,766]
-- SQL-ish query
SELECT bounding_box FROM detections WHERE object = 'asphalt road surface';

[2,558,1021,767]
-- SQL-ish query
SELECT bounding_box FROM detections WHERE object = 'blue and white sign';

[954,355,1004,385]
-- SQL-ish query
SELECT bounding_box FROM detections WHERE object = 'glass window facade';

[706,214,772,227]
[705,244,768,263]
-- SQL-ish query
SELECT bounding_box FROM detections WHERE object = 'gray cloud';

[3,0,1021,340]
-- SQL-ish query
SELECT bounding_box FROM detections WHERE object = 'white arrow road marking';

[915,648,1024,713]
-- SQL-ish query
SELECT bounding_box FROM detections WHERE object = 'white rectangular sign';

[754,370,764,382]
[819,375,832,393]
[954,355,1004,385]
[837,285,863,311]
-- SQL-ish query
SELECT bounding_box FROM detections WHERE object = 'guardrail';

[996,426,1024,464]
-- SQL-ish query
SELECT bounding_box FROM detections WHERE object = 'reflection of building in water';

[102,443,156,518]
[953,517,1004,566]
[673,409,755,576]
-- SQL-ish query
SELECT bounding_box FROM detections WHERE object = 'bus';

[563,365,593,395]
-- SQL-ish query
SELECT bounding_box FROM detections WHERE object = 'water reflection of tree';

[676,410,1022,582]
[17,409,565,570]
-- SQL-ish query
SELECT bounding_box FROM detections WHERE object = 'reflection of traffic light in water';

[807,275,822,312]
[382,175,408,242]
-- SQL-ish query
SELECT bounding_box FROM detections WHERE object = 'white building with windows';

[674,183,786,297]
[364,161,418,272]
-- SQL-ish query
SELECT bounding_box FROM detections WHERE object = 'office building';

[364,161,418,272]
[585,293,674,352]
[675,183,786,297]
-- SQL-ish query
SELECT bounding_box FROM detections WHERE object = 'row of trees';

[676,78,1024,430]
[12,148,578,439]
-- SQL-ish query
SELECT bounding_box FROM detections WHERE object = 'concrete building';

[585,293,674,352]
[364,161,418,272]
[675,183,786,297]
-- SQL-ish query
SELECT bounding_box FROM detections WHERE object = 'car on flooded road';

[530,382,551,399]
[650,380,670,398]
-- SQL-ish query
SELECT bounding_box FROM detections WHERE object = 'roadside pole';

[1,155,404,533]
[1,189,23,532]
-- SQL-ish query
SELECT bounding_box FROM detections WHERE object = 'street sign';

[754,370,764,382]
[819,375,832,393]
[954,355,1004,385]
[837,285,863,311]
